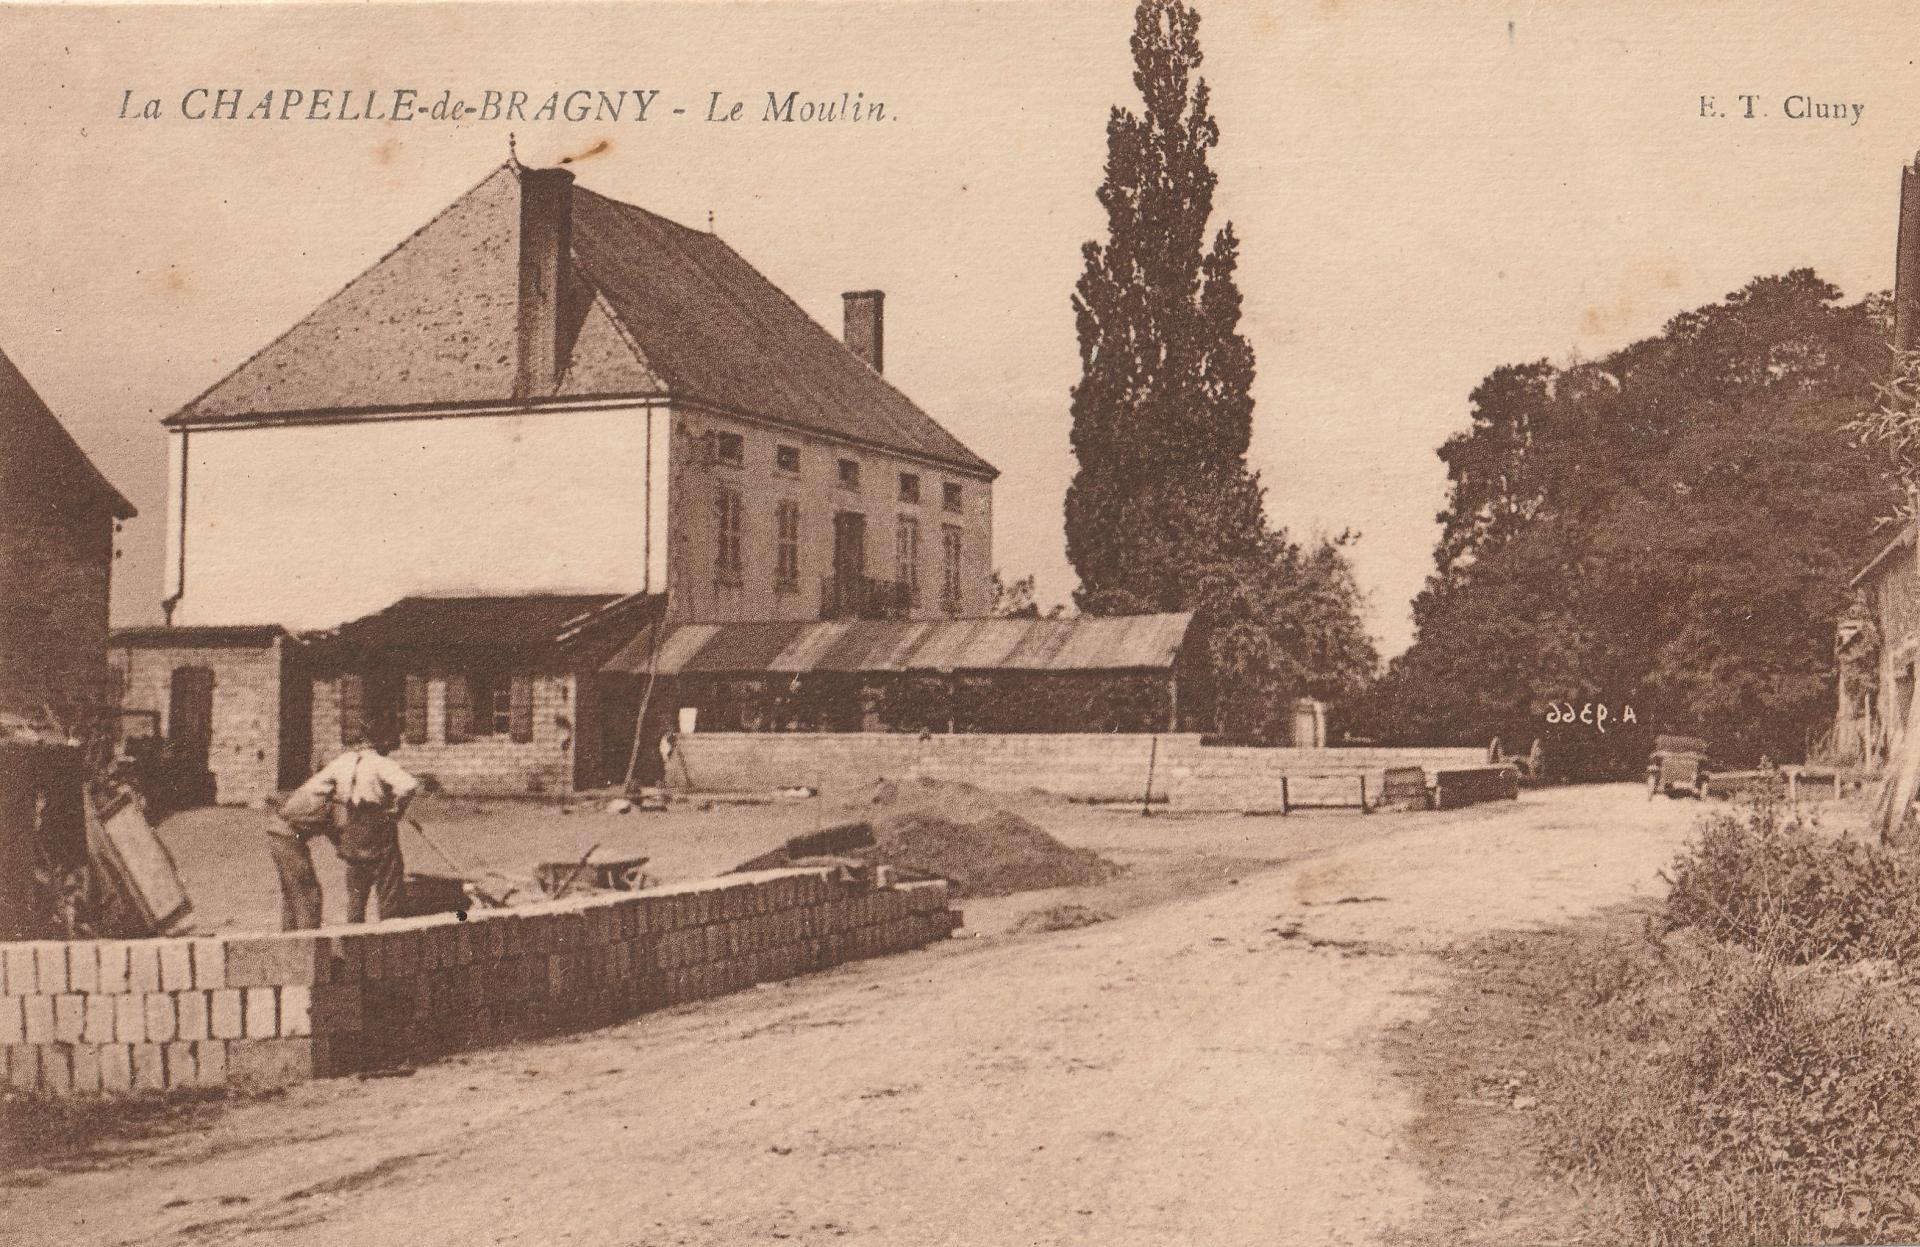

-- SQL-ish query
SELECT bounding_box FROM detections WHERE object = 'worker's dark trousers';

[343,846,406,923]
[266,831,325,931]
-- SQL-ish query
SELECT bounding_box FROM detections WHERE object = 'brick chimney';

[1897,153,1920,352]
[842,290,884,373]
[515,165,575,399]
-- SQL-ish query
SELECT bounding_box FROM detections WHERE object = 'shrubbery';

[1663,798,1920,965]
[1528,799,1920,1245]
[1538,932,1920,1244]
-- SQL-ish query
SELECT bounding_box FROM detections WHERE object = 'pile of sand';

[828,779,1118,898]
[862,810,1121,898]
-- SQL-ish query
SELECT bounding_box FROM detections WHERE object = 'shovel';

[406,816,522,908]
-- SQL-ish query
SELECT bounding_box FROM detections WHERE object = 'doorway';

[167,665,216,806]
[831,511,867,616]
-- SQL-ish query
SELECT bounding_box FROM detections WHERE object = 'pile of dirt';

[863,809,1121,898]
[1011,903,1115,934]
[820,778,1117,898]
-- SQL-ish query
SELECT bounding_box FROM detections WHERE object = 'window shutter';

[337,674,365,747]
[509,675,535,743]
[403,675,429,745]
[445,674,474,744]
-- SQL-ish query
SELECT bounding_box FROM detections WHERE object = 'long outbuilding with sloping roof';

[601,613,1212,740]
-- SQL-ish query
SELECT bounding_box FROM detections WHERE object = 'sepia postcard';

[6,2,1920,1244]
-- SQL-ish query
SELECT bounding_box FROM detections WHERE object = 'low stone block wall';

[673,732,1490,807]
[0,869,959,1098]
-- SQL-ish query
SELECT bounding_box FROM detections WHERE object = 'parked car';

[1647,734,1711,799]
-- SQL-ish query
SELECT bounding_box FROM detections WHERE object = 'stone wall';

[671,732,1492,807]
[0,867,958,1098]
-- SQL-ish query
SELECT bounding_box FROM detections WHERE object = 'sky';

[4,0,1919,656]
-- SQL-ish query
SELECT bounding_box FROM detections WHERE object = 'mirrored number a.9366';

[1543,702,1635,733]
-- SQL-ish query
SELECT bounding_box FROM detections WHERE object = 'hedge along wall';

[672,733,1491,806]
[0,868,959,1098]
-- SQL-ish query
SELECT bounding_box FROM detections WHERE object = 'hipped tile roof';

[168,162,995,477]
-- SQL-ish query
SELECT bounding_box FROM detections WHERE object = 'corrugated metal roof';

[602,613,1196,676]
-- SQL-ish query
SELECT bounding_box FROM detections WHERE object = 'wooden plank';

[1871,677,1920,842]
[1285,774,1368,810]
[91,794,192,934]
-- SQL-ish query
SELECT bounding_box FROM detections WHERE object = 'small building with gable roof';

[0,346,136,731]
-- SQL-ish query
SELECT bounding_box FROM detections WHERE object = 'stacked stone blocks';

[1,868,958,1097]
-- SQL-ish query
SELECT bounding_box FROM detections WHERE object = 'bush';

[1537,931,1920,1245]
[1663,796,1920,965]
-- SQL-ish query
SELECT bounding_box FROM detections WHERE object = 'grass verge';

[1393,797,1920,1246]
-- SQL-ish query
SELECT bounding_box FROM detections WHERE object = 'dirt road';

[4,785,1708,1246]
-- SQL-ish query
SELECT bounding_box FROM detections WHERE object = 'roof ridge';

[570,183,705,236]
[608,198,852,418]
[579,193,992,474]
[168,161,520,425]
[690,227,991,468]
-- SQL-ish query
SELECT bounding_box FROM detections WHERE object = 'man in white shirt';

[268,781,335,931]
[284,719,421,924]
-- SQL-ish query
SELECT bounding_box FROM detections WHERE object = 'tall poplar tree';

[1065,0,1378,735]
[1065,0,1264,614]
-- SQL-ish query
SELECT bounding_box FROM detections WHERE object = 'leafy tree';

[1065,0,1377,732]
[1369,271,1896,771]
[1066,0,1264,606]
[990,571,1064,619]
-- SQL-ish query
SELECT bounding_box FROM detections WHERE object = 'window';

[715,486,743,584]
[943,481,963,513]
[478,672,514,736]
[776,444,801,474]
[452,672,532,742]
[837,458,861,490]
[895,517,921,607]
[898,472,920,504]
[775,500,801,592]
[942,525,963,613]
[713,431,744,467]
